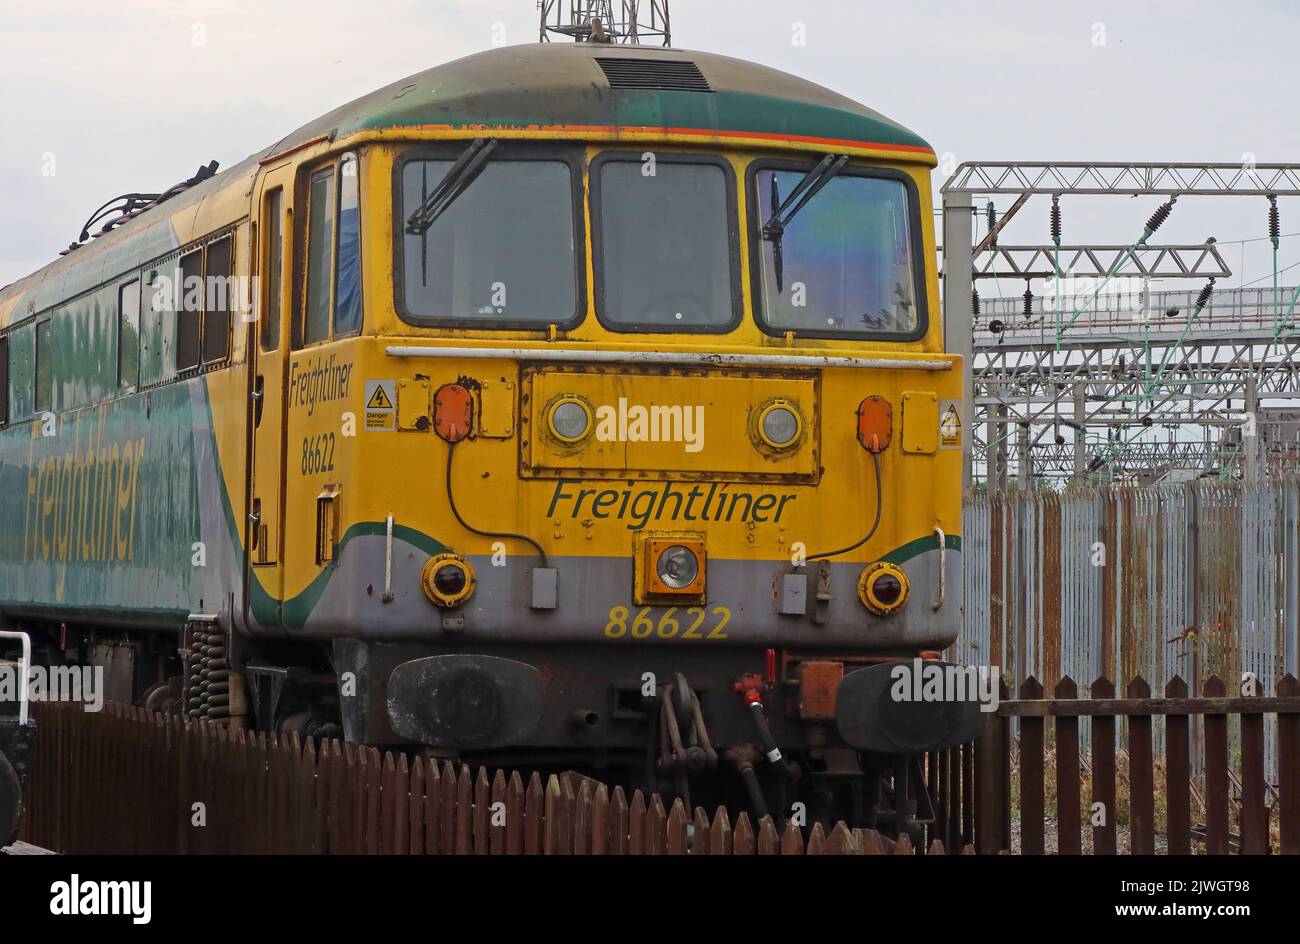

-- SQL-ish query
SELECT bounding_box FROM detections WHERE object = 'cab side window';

[335,153,362,335]
[298,151,361,348]
[303,167,334,345]
[261,189,284,351]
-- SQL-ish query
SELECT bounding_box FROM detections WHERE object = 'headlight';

[656,544,700,590]
[757,401,802,449]
[547,397,592,443]
[638,534,707,601]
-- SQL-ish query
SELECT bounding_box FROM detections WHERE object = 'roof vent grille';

[595,57,712,92]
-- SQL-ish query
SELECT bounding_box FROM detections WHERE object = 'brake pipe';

[743,690,784,765]
[723,746,770,820]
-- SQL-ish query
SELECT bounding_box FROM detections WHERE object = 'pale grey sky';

[3,0,1298,290]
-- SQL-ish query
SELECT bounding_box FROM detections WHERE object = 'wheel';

[142,681,179,714]
[0,751,21,848]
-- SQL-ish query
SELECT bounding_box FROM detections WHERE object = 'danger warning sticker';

[364,380,396,432]
[939,400,962,449]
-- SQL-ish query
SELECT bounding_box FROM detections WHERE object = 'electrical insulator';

[1269,195,1280,250]
[1023,283,1034,319]
[1145,197,1175,234]
[986,202,997,249]
[971,286,981,318]
[1195,277,1216,310]
[1050,194,1062,246]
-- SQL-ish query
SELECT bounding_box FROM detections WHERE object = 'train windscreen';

[753,168,920,339]
[399,158,578,325]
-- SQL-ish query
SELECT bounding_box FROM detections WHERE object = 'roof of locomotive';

[276,42,934,157]
[1,43,933,318]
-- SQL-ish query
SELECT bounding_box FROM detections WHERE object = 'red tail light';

[434,383,474,442]
[856,396,892,454]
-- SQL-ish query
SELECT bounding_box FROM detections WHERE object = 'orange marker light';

[434,383,474,442]
[856,396,892,454]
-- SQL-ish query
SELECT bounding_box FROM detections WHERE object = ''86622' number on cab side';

[603,605,731,641]
[301,433,336,475]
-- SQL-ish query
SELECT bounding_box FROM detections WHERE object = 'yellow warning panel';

[364,380,396,432]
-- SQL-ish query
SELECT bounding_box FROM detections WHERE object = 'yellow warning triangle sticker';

[940,405,961,437]
[366,386,393,410]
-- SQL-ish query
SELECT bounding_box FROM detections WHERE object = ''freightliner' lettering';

[288,354,353,417]
[545,480,796,531]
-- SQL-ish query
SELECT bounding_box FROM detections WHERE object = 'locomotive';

[0,40,976,830]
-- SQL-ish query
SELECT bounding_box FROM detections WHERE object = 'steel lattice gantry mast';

[539,0,671,45]
[940,162,1300,487]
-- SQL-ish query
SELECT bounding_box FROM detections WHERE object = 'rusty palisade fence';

[961,481,1300,778]
[20,703,967,855]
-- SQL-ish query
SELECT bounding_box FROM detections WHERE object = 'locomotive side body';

[0,171,255,631]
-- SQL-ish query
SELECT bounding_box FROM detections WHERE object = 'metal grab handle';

[0,631,32,725]
[382,513,395,603]
[932,527,946,612]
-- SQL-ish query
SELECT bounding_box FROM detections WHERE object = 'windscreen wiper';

[762,154,849,292]
[405,137,499,236]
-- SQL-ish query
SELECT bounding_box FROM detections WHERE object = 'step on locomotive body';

[0,41,978,829]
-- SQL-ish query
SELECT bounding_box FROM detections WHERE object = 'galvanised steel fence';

[960,480,1300,778]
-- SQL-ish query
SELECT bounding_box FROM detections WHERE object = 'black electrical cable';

[804,449,883,563]
[445,440,548,567]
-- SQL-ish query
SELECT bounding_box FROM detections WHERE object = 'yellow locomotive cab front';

[297,110,974,780]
